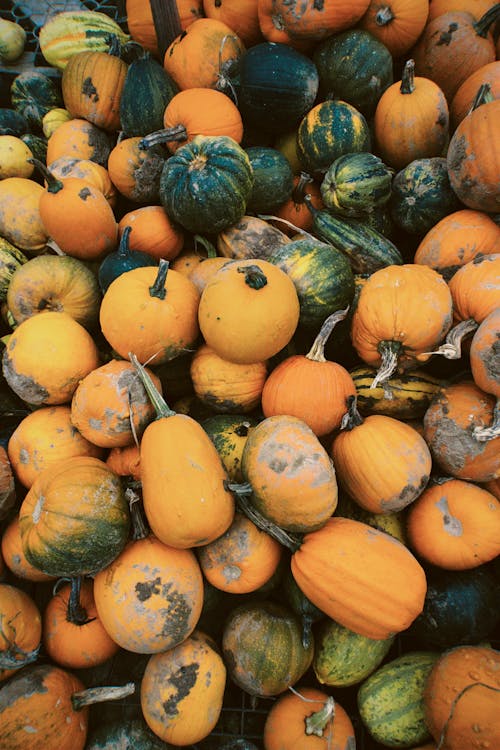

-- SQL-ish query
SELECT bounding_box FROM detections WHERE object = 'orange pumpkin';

[373,59,449,170]
[43,577,119,669]
[263,686,356,750]
[359,0,430,58]
[47,156,117,206]
[271,172,324,236]
[0,177,48,254]
[125,0,204,58]
[406,478,500,569]
[470,307,500,399]
[424,645,500,750]
[258,0,371,42]
[203,0,264,47]
[93,534,204,653]
[7,405,103,489]
[118,205,184,262]
[1,515,55,583]
[45,117,113,166]
[428,0,497,20]
[0,446,15,523]
[105,443,141,480]
[0,583,41,682]
[106,136,165,204]
[450,60,500,129]
[197,511,282,594]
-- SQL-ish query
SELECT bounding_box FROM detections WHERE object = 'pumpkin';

[446,92,500,213]
[469,308,500,440]
[359,0,430,58]
[126,0,203,58]
[117,206,184,262]
[97,225,158,294]
[0,109,29,137]
[7,405,103,489]
[198,258,300,364]
[10,70,63,131]
[238,413,338,533]
[320,151,393,217]
[450,60,500,128]
[106,443,141,481]
[141,630,226,745]
[406,477,500,569]
[335,491,408,543]
[70,358,162,448]
[259,0,371,43]
[373,59,449,170]
[0,583,41,682]
[131,355,235,548]
[263,686,356,750]
[313,28,394,118]
[2,311,100,406]
[245,146,294,213]
[222,600,314,697]
[140,86,244,153]
[0,136,34,180]
[217,214,290,261]
[100,259,200,365]
[413,207,500,280]
[93,533,204,653]
[187,244,230,294]
[412,6,499,103]
[43,577,119,669]
[1,515,54,583]
[106,136,165,204]
[85,717,170,750]
[350,263,453,385]
[19,456,130,577]
[0,177,48,253]
[203,0,263,47]
[261,310,356,436]
[31,159,118,261]
[47,156,117,207]
[42,107,72,138]
[428,0,497,19]
[7,253,101,329]
[351,365,442,420]
[45,117,113,166]
[423,380,500,481]
[297,99,372,177]
[0,445,15,522]
[424,645,500,750]
[0,18,26,63]
[271,173,324,235]
[202,413,259,482]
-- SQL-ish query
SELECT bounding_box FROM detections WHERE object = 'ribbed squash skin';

[245,146,294,213]
[159,135,253,234]
[358,651,441,748]
[119,54,178,137]
[351,366,442,420]
[321,151,393,217]
[10,71,63,130]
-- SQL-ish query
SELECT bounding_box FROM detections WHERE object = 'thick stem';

[375,6,395,25]
[305,696,336,736]
[372,341,401,387]
[126,486,150,540]
[292,171,314,204]
[468,82,493,115]
[473,399,500,442]
[258,213,313,238]
[400,60,415,95]
[28,158,63,193]
[474,3,500,37]
[149,258,168,299]
[416,318,478,362]
[306,308,350,362]
[237,264,268,290]
[149,0,182,59]
[71,682,136,711]
[233,492,302,552]
[117,225,132,257]
[340,394,364,431]
[67,576,92,626]
[139,123,188,150]
[194,234,218,259]
[129,352,176,419]
[106,33,122,57]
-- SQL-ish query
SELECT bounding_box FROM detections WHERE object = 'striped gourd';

[39,11,130,70]
[351,366,443,419]
[321,151,394,217]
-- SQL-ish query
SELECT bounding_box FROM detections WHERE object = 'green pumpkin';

[0,108,29,136]
[358,651,441,748]
[224,41,319,135]
[390,157,463,236]
[120,50,178,137]
[86,718,170,750]
[313,618,395,688]
[159,134,254,234]
[245,146,294,213]
[305,199,403,274]
[297,99,371,177]
[20,133,48,163]
[321,152,393,217]
[268,235,355,328]
[10,71,63,131]
[313,29,394,118]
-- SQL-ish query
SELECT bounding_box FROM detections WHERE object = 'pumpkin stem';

[473,398,500,442]
[416,318,478,362]
[234,492,302,552]
[129,352,176,419]
[67,576,94,626]
[28,158,64,193]
[292,171,314,204]
[436,681,500,750]
[305,695,336,736]
[126,486,150,540]
[306,308,350,362]
[400,60,415,95]
[237,264,268,289]
[149,258,168,299]
[473,3,500,38]
[71,682,136,711]
[194,234,218,259]
[149,0,182,59]
[258,212,313,238]
[340,394,364,431]
[468,82,494,114]
[375,6,395,25]
[0,614,40,669]
[139,123,188,150]
[117,225,132,257]
[372,341,401,387]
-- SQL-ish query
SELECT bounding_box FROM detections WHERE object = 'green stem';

[139,123,188,150]
[306,308,349,362]
[106,33,122,58]
[28,158,64,193]
[468,82,494,114]
[117,225,132,257]
[474,3,500,37]
[340,394,364,431]
[194,234,218,258]
[237,264,268,289]
[129,352,175,419]
[149,258,168,299]
[67,576,93,626]
[400,60,415,95]
[292,171,314,204]
[233,492,302,552]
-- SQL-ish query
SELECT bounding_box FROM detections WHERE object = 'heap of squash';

[0,1,499,748]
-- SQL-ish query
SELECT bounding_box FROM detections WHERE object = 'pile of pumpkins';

[0,1,499,748]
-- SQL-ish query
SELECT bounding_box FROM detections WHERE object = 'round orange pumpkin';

[45,117,112,166]
[359,0,430,58]
[117,205,184,262]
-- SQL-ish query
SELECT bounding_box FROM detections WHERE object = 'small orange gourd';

[0,177,48,254]
[118,205,184,262]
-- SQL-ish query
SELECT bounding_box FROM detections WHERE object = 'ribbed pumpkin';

[198,258,299,364]
[93,534,204,653]
[18,456,130,578]
[470,308,500,425]
[259,0,371,43]
[47,156,117,207]
[0,583,41,682]
[358,0,430,58]
[320,151,393,217]
[406,477,500,569]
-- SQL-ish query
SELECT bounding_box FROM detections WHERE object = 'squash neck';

[400,60,415,95]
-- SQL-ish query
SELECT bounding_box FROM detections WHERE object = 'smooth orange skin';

[197,512,282,594]
[105,443,141,480]
[1,516,55,582]
[188,257,231,294]
[0,177,48,253]
[93,535,204,654]
[0,583,42,682]
[8,405,103,489]
[470,308,500,397]
[272,176,324,235]
[407,478,500,569]
[141,630,226,746]
[125,0,203,57]
[448,254,500,325]
[359,0,429,58]
[203,0,263,47]
[48,156,117,206]
[428,0,496,20]
[45,118,112,166]
[118,206,184,261]
[291,517,427,640]
[263,686,356,750]
[43,578,119,669]
[141,414,235,548]
[450,60,500,129]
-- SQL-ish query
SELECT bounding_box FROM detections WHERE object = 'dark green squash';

[119,49,178,138]
[313,29,394,118]
[10,71,63,131]
[86,717,171,750]
[280,565,325,649]
[159,134,254,234]
[245,146,294,213]
[390,157,463,236]
[320,151,393,217]
[268,235,355,328]
[221,41,319,136]
[304,196,403,274]
[20,133,48,164]
[98,225,158,293]
[0,108,29,136]
[297,99,371,177]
